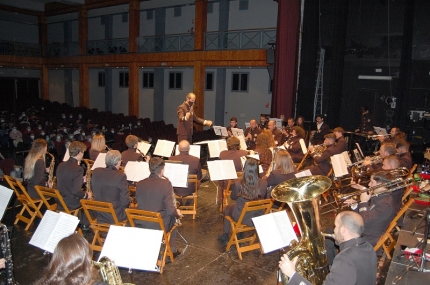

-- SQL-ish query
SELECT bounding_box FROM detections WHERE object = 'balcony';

[46,42,79,57]
[205,28,276,50]
[0,40,41,57]
[86,38,129,55]
[137,33,194,53]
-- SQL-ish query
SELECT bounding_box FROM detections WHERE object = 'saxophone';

[83,159,93,197]
[93,256,134,285]
[46,152,55,188]
[0,224,15,285]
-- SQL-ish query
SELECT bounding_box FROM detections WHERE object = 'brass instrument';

[272,176,332,285]
[321,233,335,239]
[368,134,391,140]
[350,156,383,181]
[46,152,56,187]
[0,224,15,285]
[83,159,94,197]
[93,256,134,285]
[309,144,326,157]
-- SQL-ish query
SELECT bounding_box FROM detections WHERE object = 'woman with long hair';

[254,132,273,176]
[218,158,267,245]
[89,134,107,161]
[23,138,48,199]
[35,233,107,285]
[283,126,306,163]
[266,150,297,190]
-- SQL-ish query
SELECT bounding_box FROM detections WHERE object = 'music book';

[29,210,80,253]
[231,128,244,137]
[299,139,307,154]
[252,211,298,254]
[295,169,312,178]
[100,225,163,272]
[207,139,228,158]
[355,143,364,158]
[153,140,175,157]
[207,160,238,181]
[91,153,106,170]
[237,135,247,150]
[63,148,70,161]
[213,126,228,137]
[0,185,13,221]
[164,162,189,188]
[136,141,151,155]
[331,152,349,178]
[124,161,151,182]
[174,144,201,158]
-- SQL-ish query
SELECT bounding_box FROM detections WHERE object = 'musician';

[267,120,283,146]
[345,171,396,248]
[121,135,147,167]
[307,133,338,176]
[254,133,273,176]
[91,150,130,224]
[296,116,305,129]
[363,141,396,171]
[176,93,212,143]
[396,139,412,169]
[283,126,306,163]
[355,106,375,134]
[279,211,377,285]
[218,158,268,246]
[56,141,93,230]
[311,114,329,145]
[282,117,295,140]
[219,137,249,172]
[333,127,348,153]
[259,114,268,129]
[377,126,401,143]
[265,150,297,196]
[135,157,183,257]
[89,134,107,161]
[169,140,202,197]
[227,117,239,137]
[244,119,262,150]
[23,138,49,199]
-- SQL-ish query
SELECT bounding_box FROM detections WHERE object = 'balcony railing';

[205,28,276,50]
[137,33,194,53]
[86,38,129,55]
[46,42,79,57]
[0,40,41,57]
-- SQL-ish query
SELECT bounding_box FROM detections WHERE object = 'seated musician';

[362,141,396,171]
[23,138,49,199]
[121,135,148,167]
[217,158,268,246]
[267,120,283,147]
[227,116,239,137]
[244,119,262,150]
[254,133,273,177]
[282,117,295,139]
[377,126,401,143]
[283,126,306,163]
[307,133,338,176]
[310,114,329,145]
[265,150,297,197]
[395,139,412,169]
[333,127,348,153]
[259,114,268,130]
[91,150,130,224]
[169,140,202,198]
[344,171,396,249]
[89,133,107,161]
[135,157,183,257]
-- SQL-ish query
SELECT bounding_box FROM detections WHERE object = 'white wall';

[88,17,105,40]
[0,68,40,78]
[112,14,129,39]
[47,22,64,43]
[111,69,129,115]
[0,20,38,43]
[140,10,155,36]
[88,69,106,111]
[228,0,277,30]
[165,5,195,35]
[139,69,155,119]
[206,2,219,32]
[49,69,65,103]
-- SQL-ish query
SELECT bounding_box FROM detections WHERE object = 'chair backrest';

[80,200,120,225]
[125,208,167,232]
[236,199,273,226]
[226,172,243,192]
[188,174,199,192]
[35,185,74,214]
[4,175,34,202]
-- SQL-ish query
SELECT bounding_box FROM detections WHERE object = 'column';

[79,64,89,107]
[78,9,88,55]
[194,0,208,51]
[129,0,140,53]
[129,63,139,116]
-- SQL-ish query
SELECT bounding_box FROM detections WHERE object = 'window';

[174,6,182,17]
[208,3,214,14]
[147,10,154,20]
[98,72,105,87]
[269,79,273,94]
[169,72,182,89]
[239,0,249,11]
[122,13,128,23]
[231,73,248,92]
[205,72,214,91]
[142,72,154,88]
[119,72,129,87]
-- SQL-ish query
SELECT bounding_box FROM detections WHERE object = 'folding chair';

[80,200,127,251]
[401,164,417,201]
[225,199,273,260]
[296,151,310,171]
[223,172,243,207]
[176,174,200,219]
[125,208,177,274]
[4,175,44,230]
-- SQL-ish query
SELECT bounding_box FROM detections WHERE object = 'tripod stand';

[392,206,430,284]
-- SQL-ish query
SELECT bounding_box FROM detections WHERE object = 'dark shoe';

[173,248,182,258]
[237,232,245,240]
[218,233,229,244]
[80,224,90,232]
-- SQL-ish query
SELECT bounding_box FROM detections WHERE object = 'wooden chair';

[80,200,127,251]
[373,198,415,258]
[225,199,273,260]
[223,172,243,207]
[4,175,44,230]
[176,174,200,219]
[321,168,334,202]
[296,150,310,171]
[125,208,177,274]
[401,164,417,202]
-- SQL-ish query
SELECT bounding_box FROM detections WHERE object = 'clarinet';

[0,224,15,285]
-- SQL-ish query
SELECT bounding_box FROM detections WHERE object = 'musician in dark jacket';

[169,140,202,197]
[267,120,283,146]
[121,135,144,167]
[279,211,377,285]
[244,119,262,150]
[177,93,212,143]
[308,133,338,176]
[91,150,130,224]
[311,114,329,145]
[283,126,306,163]
[135,157,183,256]
[333,127,348,153]
[355,106,375,134]
[396,139,412,169]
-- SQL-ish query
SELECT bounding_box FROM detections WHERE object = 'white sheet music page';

[63,148,70,161]
[175,144,201,158]
[244,122,250,129]
[295,169,312,178]
[100,225,163,272]
[207,140,227,158]
[252,211,298,253]
[231,128,244,137]
[207,160,238,181]
[237,135,247,150]
[0,185,13,221]
[153,140,175,157]
[213,126,222,136]
[136,141,151,155]
[342,151,352,165]
[220,127,228,137]
[92,153,107,170]
[124,161,150,182]
[164,163,189,188]
[299,139,307,154]
[331,154,349,178]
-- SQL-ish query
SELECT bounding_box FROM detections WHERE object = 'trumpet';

[368,134,391,140]
[348,155,382,168]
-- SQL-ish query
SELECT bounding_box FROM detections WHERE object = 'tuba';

[93,256,134,285]
[272,176,332,285]
[309,144,326,157]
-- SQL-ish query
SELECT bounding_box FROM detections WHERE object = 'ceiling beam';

[45,0,131,16]
[0,4,42,17]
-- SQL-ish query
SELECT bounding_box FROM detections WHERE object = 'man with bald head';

[279,211,377,285]
[177,93,212,143]
[169,140,202,197]
[267,120,283,146]
[244,119,262,150]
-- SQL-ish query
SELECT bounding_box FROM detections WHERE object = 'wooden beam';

[78,9,88,56]
[193,61,205,131]
[39,16,47,57]
[0,4,42,17]
[40,65,49,101]
[0,55,44,67]
[194,0,208,51]
[44,0,130,16]
[79,63,89,107]
[128,0,140,54]
[128,62,139,116]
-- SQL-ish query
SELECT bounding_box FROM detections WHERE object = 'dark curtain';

[271,0,301,118]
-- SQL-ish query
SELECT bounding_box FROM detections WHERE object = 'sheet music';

[63,148,70,161]
[207,160,238,181]
[0,185,13,221]
[240,155,264,173]
[299,139,307,154]
[174,144,201,158]
[91,153,106,170]
[331,154,349,178]
[295,169,312,178]
[213,126,228,137]
[153,140,175,157]
[30,211,79,253]
[379,128,388,135]
[100,225,163,272]
[124,161,151,182]
[231,128,244,137]
[207,139,228,158]
[136,141,151,155]
[342,151,352,165]
[164,163,189,188]
[237,135,247,150]
[244,122,250,129]
[353,149,363,162]
[355,143,364,158]
[193,140,210,145]
[252,211,298,254]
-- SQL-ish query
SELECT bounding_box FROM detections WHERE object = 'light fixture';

[358,75,392,81]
